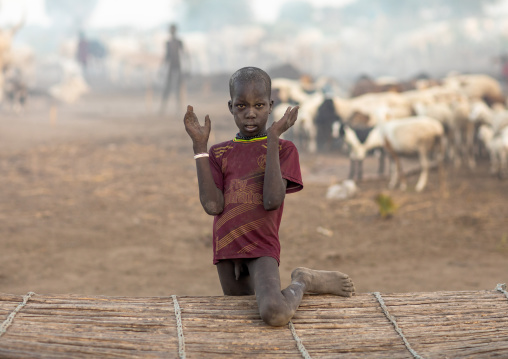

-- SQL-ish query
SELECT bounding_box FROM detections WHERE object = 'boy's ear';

[269,99,274,114]
[228,100,233,114]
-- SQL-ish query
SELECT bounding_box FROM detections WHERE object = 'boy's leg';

[247,256,303,327]
[248,257,355,327]
[291,267,355,296]
[216,259,255,296]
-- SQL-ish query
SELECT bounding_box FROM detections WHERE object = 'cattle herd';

[272,73,508,191]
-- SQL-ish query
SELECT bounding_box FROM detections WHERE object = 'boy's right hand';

[184,105,211,153]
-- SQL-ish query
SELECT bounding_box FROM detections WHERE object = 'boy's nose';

[246,107,256,118]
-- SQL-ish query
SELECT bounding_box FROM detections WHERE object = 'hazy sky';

[2,0,508,30]
[0,0,50,26]
[0,0,355,28]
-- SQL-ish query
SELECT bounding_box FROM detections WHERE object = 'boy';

[184,67,354,327]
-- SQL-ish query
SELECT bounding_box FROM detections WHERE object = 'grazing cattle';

[349,74,418,98]
[380,116,445,192]
[336,123,385,181]
[273,91,324,153]
[315,98,343,152]
[271,77,310,105]
[4,67,28,113]
[413,99,455,162]
[443,74,505,107]
[0,17,24,103]
[477,124,508,179]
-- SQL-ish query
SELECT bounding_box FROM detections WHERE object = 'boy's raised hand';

[184,105,211,152]
[268,106,299,138]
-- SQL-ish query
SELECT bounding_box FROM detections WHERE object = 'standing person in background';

[76,31,89,75]
[160,24,185,116]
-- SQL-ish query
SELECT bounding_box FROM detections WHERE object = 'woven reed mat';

[1,287,507,358]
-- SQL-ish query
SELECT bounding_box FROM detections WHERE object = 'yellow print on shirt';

[215,203,258,230]
[257,154,266,169]
[217,217,265,251]
[213,145,233,158]
[224,178,263,206]
[258,144,283,169]
[238,242,258,254]
[261,144,283,150]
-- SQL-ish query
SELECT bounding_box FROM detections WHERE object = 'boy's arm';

[184,105,224,215]
[263,106,299,211]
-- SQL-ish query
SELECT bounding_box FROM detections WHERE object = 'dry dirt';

[1,88,507,298]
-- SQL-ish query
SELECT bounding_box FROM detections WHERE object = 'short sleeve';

[208,147,224,192]
[279,140,303,193]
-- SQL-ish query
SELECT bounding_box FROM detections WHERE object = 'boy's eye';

[236,104,245,109]
[256,103,264,108]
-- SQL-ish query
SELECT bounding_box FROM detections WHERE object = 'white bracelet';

[193,153,209,159]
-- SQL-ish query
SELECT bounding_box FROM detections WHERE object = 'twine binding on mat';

[496,283,508,300]
[0,291,35,337]
[288,320,312,359]
[373,292,425,359]
[171,295,186,359]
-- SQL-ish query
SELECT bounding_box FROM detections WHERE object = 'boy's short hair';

[229,67,271,99]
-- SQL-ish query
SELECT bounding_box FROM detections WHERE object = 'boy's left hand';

[268,106,299,138]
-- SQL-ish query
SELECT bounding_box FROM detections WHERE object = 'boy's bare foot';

[291,267,355,297]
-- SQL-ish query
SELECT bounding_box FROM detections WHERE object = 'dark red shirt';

[209,137,303,264]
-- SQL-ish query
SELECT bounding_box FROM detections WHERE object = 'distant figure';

[160,24,184,115]
[76,31,89,73]
[87,39,108,70]
[4,67,28,113]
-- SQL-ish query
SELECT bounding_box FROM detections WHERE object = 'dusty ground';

[1,88,507,298]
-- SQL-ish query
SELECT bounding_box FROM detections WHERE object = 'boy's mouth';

[244,125,258,133]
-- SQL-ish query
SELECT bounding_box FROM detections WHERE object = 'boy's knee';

[259,302,291,327]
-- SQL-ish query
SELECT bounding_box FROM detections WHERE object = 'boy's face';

[228,80,273,137]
